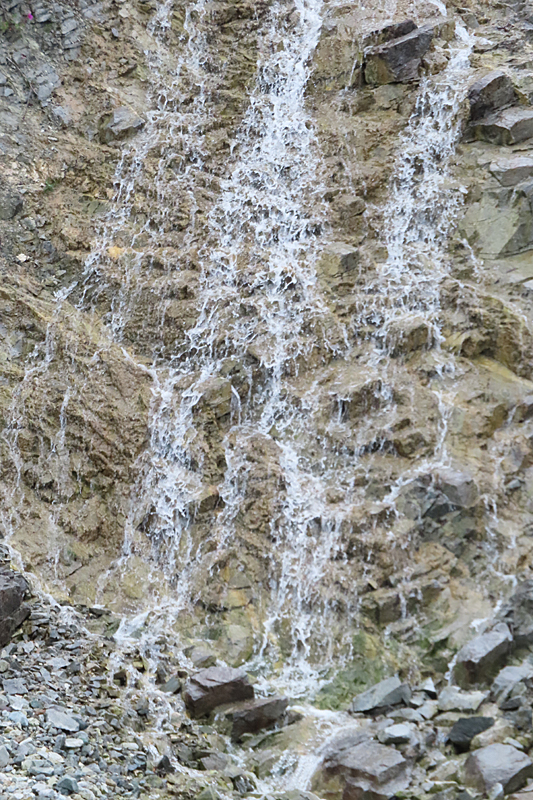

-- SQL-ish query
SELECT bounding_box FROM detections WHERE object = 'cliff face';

[3,0,533,729]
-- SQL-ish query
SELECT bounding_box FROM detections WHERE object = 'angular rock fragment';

[436,468,479,509]
[473,107,533,146]
[0,568,30,647]
[316,242,359,283]
[46,707,81,732]
[0,185,23,221]
[226,696,289,740]
[378,722,413,745]
[437,685,487,712]
[448,717,494,752]
[322,740,410,800]
[454,623,512,688]
[465,744,533,794]
[492,663,533,703]
[468,72,516,122]
[351,676,411,714]
[490,156,533,187]
[183,666,254,718]
[501,580,533,646]
[364,25,434,85]
[99,106,145,144]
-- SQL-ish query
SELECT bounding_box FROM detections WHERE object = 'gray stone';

[46,707,81,732]
[448,717,494,752]
[56,776,79,796]
[501,580,533,646]
[182,666,254,718]
[378,723,413,745]
[436,469,479,509]
[437,686,487,712]
[99,107,144,144]
[454,624,512,688]
[365,25,434,85]
[468,72,516,122]
[227,696,289,740]
[0,185,23,223]
[3,677,27,694]
[465,744,533,794]
[351,676,411,713]
[323,740,409,800]
[162,674,181,694]
[473,107,533,146]
[492,663,533,703]
[51,106,72,127]
[0,744,9,768]
[490,156,533,187]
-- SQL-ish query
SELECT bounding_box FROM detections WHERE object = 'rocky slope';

[4,0,533,797]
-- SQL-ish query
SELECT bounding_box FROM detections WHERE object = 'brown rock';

[182,666,254,718]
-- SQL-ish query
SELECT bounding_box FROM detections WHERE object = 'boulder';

[453,624,513,688]
[99,106,144,144]
[437,686,487,712]
[0,568,30,647]
[448,717,494,752]
[490,156,533,187]
[465,744,533,794]
[321,740,410,800]
[468,72,516,122]
[182,666,254,718]
[364,25,434,85]
[492,663,533,703]
[473,107,533,146]
[226,696,289,740]
[501,580,533,646]
[351,676,411,714]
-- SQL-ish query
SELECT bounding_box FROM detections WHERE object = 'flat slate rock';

[182,666,254,718]
[500,580,533,646]
[465,744,533,794]
[46,707,81,732]
[453,623,512,688]
[227,696,289,740]
[3,678,28,695]
[351,676,411,713]
[448,717,494,752]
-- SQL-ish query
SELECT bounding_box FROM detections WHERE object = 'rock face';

[0,569,30,647]
[351,677,411,714]
[465,744,533,794]
[453,623,513,688]
[182,667,254,718]
[364,25,434,85]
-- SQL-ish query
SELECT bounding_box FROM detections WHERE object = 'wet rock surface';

[4,0,533,797]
